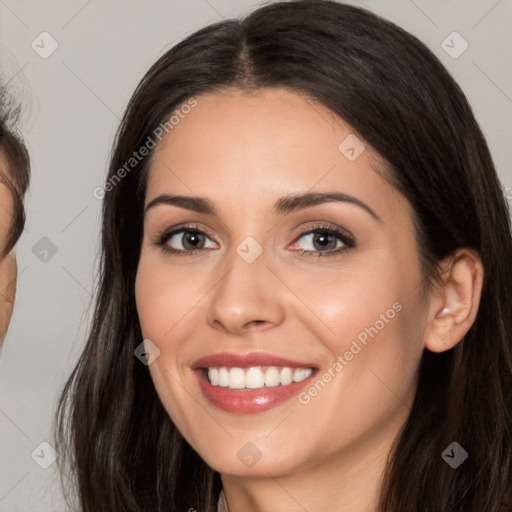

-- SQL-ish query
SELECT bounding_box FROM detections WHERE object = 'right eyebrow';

[144,194,217,215]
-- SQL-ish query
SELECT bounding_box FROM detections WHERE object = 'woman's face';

[135,88,429,477]
[0,154,17,345]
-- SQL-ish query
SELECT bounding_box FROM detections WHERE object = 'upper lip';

[191,352,317,370]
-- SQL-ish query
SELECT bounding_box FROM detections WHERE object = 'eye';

[290,224,355,257]
[154,222,355,257]
[156,224,217,255]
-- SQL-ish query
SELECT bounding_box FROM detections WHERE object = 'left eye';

[294,230,346,252]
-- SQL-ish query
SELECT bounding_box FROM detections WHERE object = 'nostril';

[245,320,267,329]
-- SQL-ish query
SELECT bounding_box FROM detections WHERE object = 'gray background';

[0,0,510,510]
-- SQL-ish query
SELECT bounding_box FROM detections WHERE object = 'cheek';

[275,253,426,406]
[134,257,202,433]
[275,253,421,347]
[135,256,207,341]
[283,264,425,438]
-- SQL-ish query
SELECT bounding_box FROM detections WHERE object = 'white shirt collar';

[217,489,229,512]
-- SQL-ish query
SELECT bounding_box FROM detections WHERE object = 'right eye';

[158,226,217,255]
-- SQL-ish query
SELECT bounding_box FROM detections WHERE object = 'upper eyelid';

[160,223,217,242]
[296,223,354,240]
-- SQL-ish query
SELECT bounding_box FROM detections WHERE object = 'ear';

[424,248,484,353]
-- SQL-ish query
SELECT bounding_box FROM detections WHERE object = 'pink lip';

[192,352,315,370]
[192,352,316,414]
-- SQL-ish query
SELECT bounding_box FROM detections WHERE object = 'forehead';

[146,88,406,220]
[152,88,353,171]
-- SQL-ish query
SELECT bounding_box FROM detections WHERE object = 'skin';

[0,151,17,346]
[135,88,483,512]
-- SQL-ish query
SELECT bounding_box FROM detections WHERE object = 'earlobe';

[424,248,484,353]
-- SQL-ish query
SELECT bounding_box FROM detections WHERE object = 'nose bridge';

[206,238,285,334]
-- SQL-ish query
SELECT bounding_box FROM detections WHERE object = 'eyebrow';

[144,191,381,222]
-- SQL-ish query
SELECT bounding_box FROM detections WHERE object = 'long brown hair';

[55,1,512,510]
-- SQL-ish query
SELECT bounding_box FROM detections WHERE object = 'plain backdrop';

[0,0,511,510]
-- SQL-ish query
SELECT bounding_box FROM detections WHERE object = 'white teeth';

[280,367,293,386]
[293,368,312,382]
[218,367,230,387]
[208,368,219,386]
[229,368,245,389]
[246,367,265,389]
[264,367,280,387]
[206,366,313,390]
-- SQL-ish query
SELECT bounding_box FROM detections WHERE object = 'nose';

[206,246,286,336]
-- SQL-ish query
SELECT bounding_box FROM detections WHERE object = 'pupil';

[313,233,336,250]
[184,232,204,250]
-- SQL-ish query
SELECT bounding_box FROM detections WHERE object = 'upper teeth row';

[207,366,313,390]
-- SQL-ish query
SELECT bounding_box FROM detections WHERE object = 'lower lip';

[195,370,314,414]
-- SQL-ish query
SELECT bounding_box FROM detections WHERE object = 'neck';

[220,413,404,512]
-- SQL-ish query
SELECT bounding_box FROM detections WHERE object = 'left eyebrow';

[274,192,382,223]
[144,191,381,223]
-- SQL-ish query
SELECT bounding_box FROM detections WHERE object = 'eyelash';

[291,223,355,258]
[154,222,356,258]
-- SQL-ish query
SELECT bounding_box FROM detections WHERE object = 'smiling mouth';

[204,366,314,390]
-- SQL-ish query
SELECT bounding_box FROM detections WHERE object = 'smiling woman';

[55,1,512,511]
